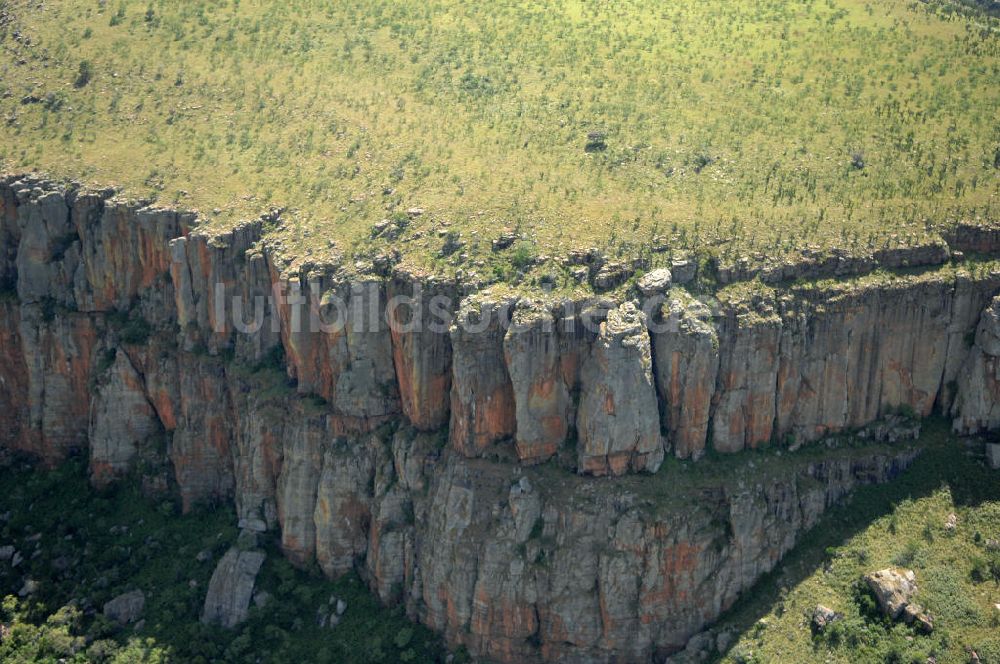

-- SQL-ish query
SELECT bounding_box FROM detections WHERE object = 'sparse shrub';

[109,4,126,26]
[254,344,286,373]
[510,241,538,270]
[892,540,922,567]
[692,150,714,173]
[393,627,414,649]
[74,60,93,88]
[585,131,607,152]
[529,516,545,540]
[852,581,885,624]
[120,315,152,345]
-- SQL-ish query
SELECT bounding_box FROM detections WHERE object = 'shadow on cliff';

[706,417,999,660]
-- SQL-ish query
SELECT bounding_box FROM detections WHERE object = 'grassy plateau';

[0,0,997,275]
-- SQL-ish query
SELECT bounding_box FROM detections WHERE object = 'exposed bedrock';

[388,271,456,431]
[650,291,719,460]
[575,302,663,475]
[2,175,1000,661]
[449,295,517,457]
[953,294,1000,432]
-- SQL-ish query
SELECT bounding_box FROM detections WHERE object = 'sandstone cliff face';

[2,175,1000,662]
[89,349,161,487]
[411,437,917,663]
[17,305,99,464]
[711,292,782,453]
[576,303,663,476]
[651,292,718,460]
[449,296,517,456]
[953,295,1000,432]
[388,272,455,431]
[504,303,576,464]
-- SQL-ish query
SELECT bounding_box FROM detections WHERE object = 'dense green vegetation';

[0,0,997,273]
[709,422,1000,664]
[0,456,452,663]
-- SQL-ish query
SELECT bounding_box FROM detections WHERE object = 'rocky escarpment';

[2,174,1000,662]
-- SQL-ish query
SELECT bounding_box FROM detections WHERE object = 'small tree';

[585,130,607,152]
[74,60,93,88]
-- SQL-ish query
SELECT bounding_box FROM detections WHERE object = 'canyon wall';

[2,174,1000,662]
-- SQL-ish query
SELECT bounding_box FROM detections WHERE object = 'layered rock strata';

[2,174,999,661]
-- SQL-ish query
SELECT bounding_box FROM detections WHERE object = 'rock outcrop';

[864,568,932,631]
[865,568,917,620]
[503,303,578,464]
[576,303,662,475]
[89,350,161,486]
[103,589,146,626]
[202,547,267,628]
[651,292,719,460]
[953,295,1000,433]
[2,175,1000,662]
[449,296,516,456]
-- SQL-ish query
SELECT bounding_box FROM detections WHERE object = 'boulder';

[103,589,145,625]
[592,263,632,291]
[636,268,672,296]
[492,231,517,252]
[18,578,39,597]
[901,603,934,633]
[864,568,917,620]
[811,604,842,633]
[986,443,1000,470]
[201,547,266,628]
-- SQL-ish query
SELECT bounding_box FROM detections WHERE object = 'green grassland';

[708,423,1000,664]
[0,0,998,273]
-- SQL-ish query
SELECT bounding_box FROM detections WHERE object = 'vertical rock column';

[953,295,1000,432]
[576,302,663,475]
[650,291,719,460]
[504,303,571,464]
[449,296,517,457]
[273,271,400,431]
[387,271,455,431]
[89,350,161,487]
[711,293,782,454]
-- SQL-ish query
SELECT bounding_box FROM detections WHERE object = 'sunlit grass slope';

[712,423,1000,664]
[0,0,998,269]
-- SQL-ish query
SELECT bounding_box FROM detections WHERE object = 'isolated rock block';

[202,547,266,628]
